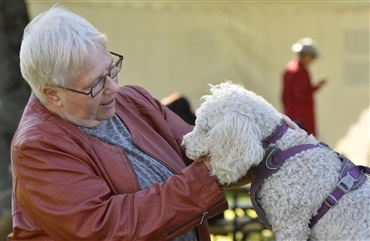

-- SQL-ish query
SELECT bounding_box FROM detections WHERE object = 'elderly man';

[282,38,327,136]
[9,6,227,241]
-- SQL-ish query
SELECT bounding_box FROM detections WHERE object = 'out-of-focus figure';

[161,92,196,125]
[282,37,327,136]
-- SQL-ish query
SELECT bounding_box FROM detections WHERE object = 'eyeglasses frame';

[55,51,124,98]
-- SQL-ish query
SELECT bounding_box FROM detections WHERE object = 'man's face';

[46,46,120,127]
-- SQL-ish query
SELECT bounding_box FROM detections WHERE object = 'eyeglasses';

[56,51,124,98]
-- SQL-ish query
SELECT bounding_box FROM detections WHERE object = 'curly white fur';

[182,81,370,241]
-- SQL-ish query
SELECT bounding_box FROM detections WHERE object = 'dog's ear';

[207,112,264,185]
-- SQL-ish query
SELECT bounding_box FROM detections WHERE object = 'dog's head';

[182,81,281,185]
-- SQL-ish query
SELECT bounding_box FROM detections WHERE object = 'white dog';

[182,81,370,241]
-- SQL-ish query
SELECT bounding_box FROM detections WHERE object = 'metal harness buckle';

[264,147,282,170]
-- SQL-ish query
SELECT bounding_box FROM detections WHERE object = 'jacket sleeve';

[12,125,227,241]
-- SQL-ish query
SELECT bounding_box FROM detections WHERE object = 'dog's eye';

[195,117,211,133]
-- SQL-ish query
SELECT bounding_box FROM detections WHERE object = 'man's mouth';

[102,98,115,106]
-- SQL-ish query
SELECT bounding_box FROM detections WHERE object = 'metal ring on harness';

[265,147,282,170]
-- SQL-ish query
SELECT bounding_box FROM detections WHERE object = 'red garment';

[282,59,320,136]
[9,86,227,241]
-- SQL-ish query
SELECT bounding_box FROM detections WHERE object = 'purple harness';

[250,120,370,229]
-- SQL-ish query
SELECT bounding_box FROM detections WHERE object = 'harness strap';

[250,143,321,228]
[253,120,370,229]
[309,158,370,228]
[262,121,288,148]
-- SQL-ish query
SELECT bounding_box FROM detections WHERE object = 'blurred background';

[1,0,369,240]
[25,0,369,165]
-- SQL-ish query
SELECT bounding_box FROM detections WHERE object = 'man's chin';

[98,107,116,121]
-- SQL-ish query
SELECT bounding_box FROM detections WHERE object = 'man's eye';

[90,77,103,88]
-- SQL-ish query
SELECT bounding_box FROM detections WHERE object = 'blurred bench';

[208,185,273,241]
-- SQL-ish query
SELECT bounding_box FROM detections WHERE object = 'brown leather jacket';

[9,85,228,241]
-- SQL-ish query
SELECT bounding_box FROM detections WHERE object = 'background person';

[281,37,327,136]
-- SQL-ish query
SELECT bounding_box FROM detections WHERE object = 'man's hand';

[199,157,212,172]
[282,114,308,137]
[282,115,299,130]
[221,172,252,190]
[199,157,252,188]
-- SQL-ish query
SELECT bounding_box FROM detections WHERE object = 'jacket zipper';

[132,139,178,174]
[167,210,208,236]
[167,198,226,235]
[118,114,178,174]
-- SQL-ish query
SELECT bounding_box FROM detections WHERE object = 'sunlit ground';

[211,231,273,241]
[210,199,274,241]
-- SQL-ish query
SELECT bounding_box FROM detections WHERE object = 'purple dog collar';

[262,120,288,148]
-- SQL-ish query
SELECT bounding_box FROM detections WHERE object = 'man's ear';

[42,86,63,107]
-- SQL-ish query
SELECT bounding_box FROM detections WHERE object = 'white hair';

[19,5,107,103]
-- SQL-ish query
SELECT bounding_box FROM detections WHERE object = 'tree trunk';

[1,1,30,239]
[0,0,30,192]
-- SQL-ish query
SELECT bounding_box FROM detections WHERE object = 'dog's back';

[260,130,370,241]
